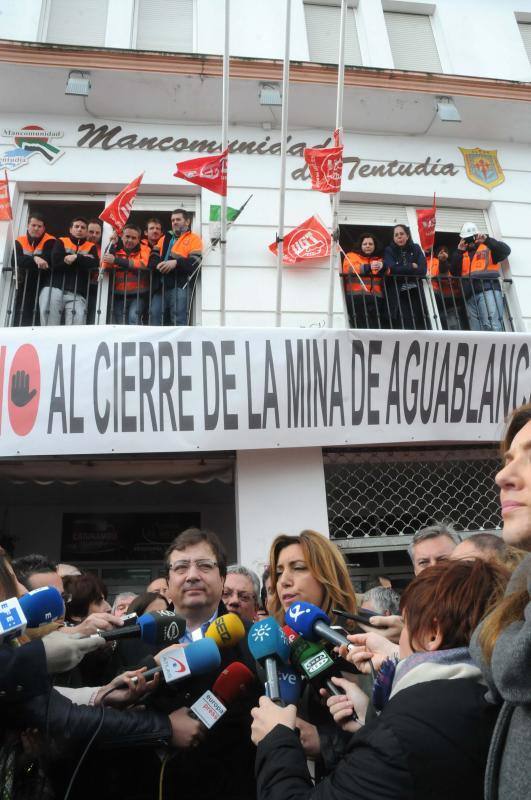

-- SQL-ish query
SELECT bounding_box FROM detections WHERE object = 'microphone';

[205,613,246,649]
[0,597,27,643]
[94,610,186,646]
[278,665,303,705]
[282,624,300,645]
[289,635,344,696]
[285,601,351,650]
[20,586,65,627]
[190,661,256,729]
[247,617,289,703]
[143,637,221,684]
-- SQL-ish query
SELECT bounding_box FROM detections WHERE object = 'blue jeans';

[113,294,146,324]
[150,285,190,326]
[466,289,504,332]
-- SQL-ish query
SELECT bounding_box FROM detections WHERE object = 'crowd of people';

[12,210,511,334]
[12,209,203,327]
[342,221,511,332]
[1,402,530,800]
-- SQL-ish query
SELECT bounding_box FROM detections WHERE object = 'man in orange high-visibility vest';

[451,222,511,332]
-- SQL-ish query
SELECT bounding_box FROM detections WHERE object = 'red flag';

[303,129,343,194]
[416,198,436,251]
[269,215,331,265]
[174,150,228,196]
[99,172,144,233]
[0,170,13,221]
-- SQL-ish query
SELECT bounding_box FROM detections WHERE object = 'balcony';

[0,267,518,332]
[0,266,195,327]
[342,274,516,332]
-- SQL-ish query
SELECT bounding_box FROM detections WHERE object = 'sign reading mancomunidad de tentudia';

[0,327,527,457]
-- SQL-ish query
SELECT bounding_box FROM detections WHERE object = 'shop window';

[517,21,531,62]
[135,0,193,53]
[304,1,362,65]
[384,11,442,72]
[43,0,109,47]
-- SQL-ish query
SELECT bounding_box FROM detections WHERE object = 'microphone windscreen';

[279,665,303,705]
[248,617,290,664]
[19,586,65,627]
[282,624,300,645]
[284,601,330,641]
[138,610,186,645]
[212,661,256,705]
[205,613,246,649]
[186,637,221,675]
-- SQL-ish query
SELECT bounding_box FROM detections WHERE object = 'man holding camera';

[451,222,511,332]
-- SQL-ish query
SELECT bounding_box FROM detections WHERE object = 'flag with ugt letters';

[0,170,13,221]
[174,150,228,196]
[303,130,343,194]
[416,201,436,252]
[99,172,144,233]
[269,215,331,265]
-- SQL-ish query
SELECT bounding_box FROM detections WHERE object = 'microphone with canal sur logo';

[93,610,186,646]
[247,617,290,704]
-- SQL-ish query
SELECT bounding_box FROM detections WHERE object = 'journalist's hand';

[251,696,296,745]
[168,707,205,749]
[42,631,106,673]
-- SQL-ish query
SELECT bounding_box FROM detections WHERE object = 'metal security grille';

[324,447,502,540]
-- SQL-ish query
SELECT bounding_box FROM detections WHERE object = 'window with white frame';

[384,11,442,72]
[517,21,531,62]
[43,0,109,47]
[304,1,362,65]
[135,0,193,53]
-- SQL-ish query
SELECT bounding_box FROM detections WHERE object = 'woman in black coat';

[251,559,508,800]
[383,224,428,329]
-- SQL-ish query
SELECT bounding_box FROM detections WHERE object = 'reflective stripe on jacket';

[17,232,55,256]
[342,252,385,295]
[111,244,151,293]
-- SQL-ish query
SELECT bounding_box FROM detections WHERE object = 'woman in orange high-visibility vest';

[342,233,389,329]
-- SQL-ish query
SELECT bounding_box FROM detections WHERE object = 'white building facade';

[0,0,530,594]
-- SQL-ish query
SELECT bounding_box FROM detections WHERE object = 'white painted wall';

[2,114,530,327]
[235,447,329,575]
[1,0,531,80]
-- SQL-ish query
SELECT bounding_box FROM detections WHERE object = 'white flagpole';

[275,0,292,327]
[327,0,347,327]
[219,0,230,326]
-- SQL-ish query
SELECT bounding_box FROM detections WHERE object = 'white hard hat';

[460,222,479,238]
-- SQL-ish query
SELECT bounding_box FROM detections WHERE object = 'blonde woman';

[268,529,357,626]
[267,530,359,773]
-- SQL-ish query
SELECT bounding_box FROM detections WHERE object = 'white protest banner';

[0,327,528,457]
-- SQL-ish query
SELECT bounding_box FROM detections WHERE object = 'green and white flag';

[209,204,239,240]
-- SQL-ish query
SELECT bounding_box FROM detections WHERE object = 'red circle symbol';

[8,345,40,436]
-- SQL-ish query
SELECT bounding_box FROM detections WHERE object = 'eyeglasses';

[169,559,218,575]
[222,589,255,604]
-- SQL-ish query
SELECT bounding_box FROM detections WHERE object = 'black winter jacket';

[383,242,427,277]
[450,237,511,298]
[256,678,498,800]
[49,237,99,297]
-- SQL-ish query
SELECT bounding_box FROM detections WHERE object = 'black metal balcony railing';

[2,266,195,327]
[342,274,515,332]
[0,268,516,332]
